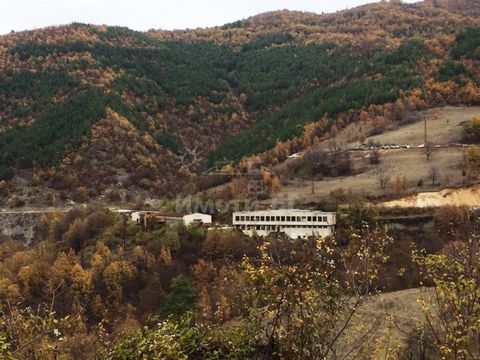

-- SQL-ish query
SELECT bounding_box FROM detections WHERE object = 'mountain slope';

[149,0,480,47]
[0,0,480,202]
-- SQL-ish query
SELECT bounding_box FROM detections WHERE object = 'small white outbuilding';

[183,213,212,226]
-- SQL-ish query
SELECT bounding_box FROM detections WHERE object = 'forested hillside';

[1,0,480,201]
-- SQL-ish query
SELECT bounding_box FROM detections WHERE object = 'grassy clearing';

[364,106,480,146]
[273,107,480,205]
[274,147,465,204]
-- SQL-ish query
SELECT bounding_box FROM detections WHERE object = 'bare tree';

[328,139,343,154]
[367,141,380,165]
[3,284,81,358]
[413,237,480,359]
[325,140,352,176]
[377,165,392,190]
[178,145,204,172]
[424,142,434,161]
[429,166,439,185]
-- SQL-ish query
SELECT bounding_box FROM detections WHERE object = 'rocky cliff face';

[0,211,46,245]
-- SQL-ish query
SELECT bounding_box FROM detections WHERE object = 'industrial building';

[232,209,336,239]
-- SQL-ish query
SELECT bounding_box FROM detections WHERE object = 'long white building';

[233,209,336,239]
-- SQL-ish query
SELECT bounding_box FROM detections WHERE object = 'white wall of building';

[183,213,212,226]
[130,211,212,227]
[233,209,336,239]
[131,211,142,224]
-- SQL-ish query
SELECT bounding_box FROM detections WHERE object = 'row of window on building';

[235,215,329,223]
[237,225,331,231]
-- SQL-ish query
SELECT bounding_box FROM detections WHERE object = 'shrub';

[72,187,89,203]
[161,275,198,318]
[464,116,480,143]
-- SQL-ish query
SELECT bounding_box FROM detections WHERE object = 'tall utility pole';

[424,116,428,145]
[122,214,127,248]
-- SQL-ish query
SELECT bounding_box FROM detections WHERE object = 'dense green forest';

[0,86,144,168]
[11,37,231,107]
[0,33,434,171]
[452,27,480,60]
[0,36,235,180]
[209,40,428,164]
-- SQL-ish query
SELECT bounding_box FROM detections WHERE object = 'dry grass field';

[274,147,465,203]
[363,106,479,146]
[320,106,479,150]
[272,107,480,205]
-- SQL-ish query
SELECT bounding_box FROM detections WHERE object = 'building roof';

[133,211,188,218]
[133,211,211,218]
[233,209,334,215]
[111,209,135,214]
